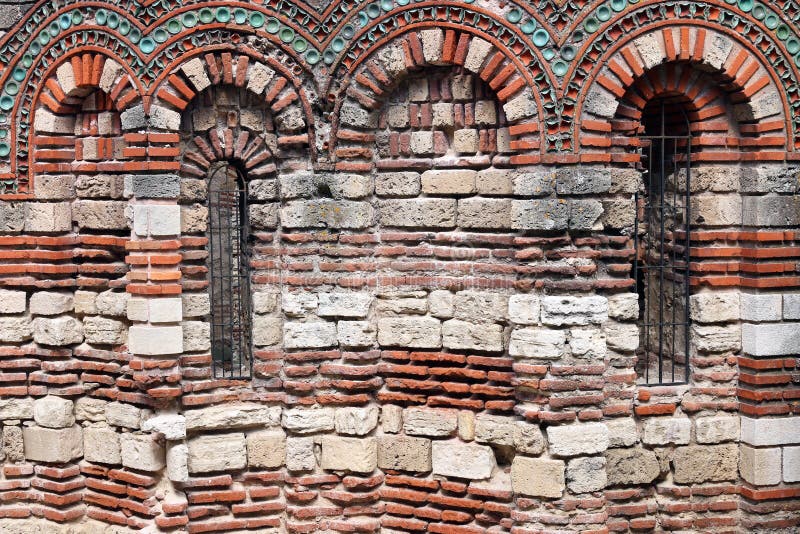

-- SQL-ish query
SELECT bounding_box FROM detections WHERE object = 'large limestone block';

[403,407,458,437]
[286,437,315,472]
[320,436,377,473]
[673,444,738,484]
[567,456,607,493]
[282,408,335,434]
[83,425,121,465]
[167,443,189,483]
[23,425,83,462]
[120,433,166,472]
[142,414,186,440]
[377,436,432,472]
[691,324,741,352]
[0,398,34,420]
[474,414,545,454]
[75,397,107,422]
[247,430,286,469]
[432,440,495,480]
[377,317,441,348]
[509,327,566,359]
[83,317,127,345]
[453,291,508,323]
[606,418,639,448]
[188,433,247,473]
[695,415,739,444]
[334,406,379,436]
[33,316,83,346]
[284,322,337,349]
[185,403,281,432]
[105,402,144,429]
[547,422,609,457]
[541,296,608,326]
[642,417,691,445]
[508,294,541,325]
[0,317,32,342]
[739,444,781,486]
[33,396,74,428]
[317,293,372,318]
[0,289,26,313]
[442,319,503,352]
[511,456,565,498]
[690,292,739,323]
[605,447,660,486]
[252,316,282,346]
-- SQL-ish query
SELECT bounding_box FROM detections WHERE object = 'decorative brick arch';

[331,28,541,170]
[577,26,789,161]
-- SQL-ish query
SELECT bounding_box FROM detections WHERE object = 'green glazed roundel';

[552,60,568,77]
[266,18,280,34]
[506,9,522,24]
[153,28,169,43]
[182,12,198,28]
[521,20,536,35]
[234,8,248,24]
[59,14,71,30]
[216,7,231,23]
[305,49,321,65]
[533,29,550,47]
[199,8,214,24]
[139,37,155,54]
[0,143,9,158]
[167,19,182,34]
[293,37,308,52]
[118,19,131,35]
[280,27,295,43]
[738,0,754,12]
[95,9,108,26]
[0,95,14,111]
[107,12,119,30]
[249,12,265,28]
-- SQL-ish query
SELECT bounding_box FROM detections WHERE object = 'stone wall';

[0,1,799,533]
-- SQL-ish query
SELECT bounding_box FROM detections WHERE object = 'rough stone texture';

[23,425,83,463]
[547,423,609,457]
[431,440,495,480]
[642,417,692,445]
[33,316,83,346]
[334,406,379,436]
[83,425,121,465]
[187,433,247,473]
[33,396,74,429]
[739,445,782,486]
[282,408,335,434]
[509,327,566,359]
[673,444,739,484]
[247,430,286,468]
[320,436,377,473]
[511,456,565,498]
[378,317,441,348]
[695,416,739,444]
[404,408,458,437]
[0,289,26,313]
[377,435,432,472]
[120,433,165,472]
[286,437,316,472]
[605,447,661,486]
[567,456,607,493]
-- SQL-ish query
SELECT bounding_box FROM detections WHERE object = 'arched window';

[208,161,253,378]
[635,98,692,385]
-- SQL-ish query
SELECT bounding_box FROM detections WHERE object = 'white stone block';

[286,437,315,471]
[167,443,189,482]
[739,445,781,486]
[431,440,495,480]
[642,417,691,445]
[403,407,458,437]
[320,436,377,473]
[23,425,83,462]
[740,293,782,322]
[284,322,337,349]
[188,433,247,473]
[33,396,74,429]
[121,433,165,472]
[334,406,379,436]
[142,414,186,440]
[0,289,26,313]
[695,415,739,444]
[282,408,335,434]
[149,298,183,323]
[741,416,800,446]
[185,403,281,432]
[547,422,609,457]
[84,425,121,465]
[511,456,565,498]
[784,446,800,483]
[128,325,183,355]
[742,323,800,356]
[508,294,540,325]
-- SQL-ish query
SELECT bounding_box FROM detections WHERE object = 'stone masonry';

[0,1,799,533]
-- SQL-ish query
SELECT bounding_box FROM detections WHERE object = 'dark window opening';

[208,161,253,379]
[634,97,692,385]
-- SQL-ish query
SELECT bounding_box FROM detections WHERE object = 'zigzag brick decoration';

[0,1,799,533]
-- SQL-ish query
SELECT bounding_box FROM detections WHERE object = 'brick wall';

[0,1,799,533]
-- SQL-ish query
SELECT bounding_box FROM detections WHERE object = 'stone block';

[33,396,74,429]
[474,415,545,454]
[585,86,618,118]
[338,321,376,348]
[695,415,739,444]
[603,323,639,352]
[703,33,734,69]
[542,296,608,326]
[464,37,492,72]
[34,109,76,133]
[569,199,604,230]
[188,433,247,473]
[0,398,33,420]
[182,321,210,352]
[431,102,454,128]
[83,424,121,465]
[503,90,537,121]
[284,321,337,349]
[509,327,566,359]
[690,195,742,226]
[547,422,609,457]
[147,297,182,323]
[642,417,691,445]
[106,402,144,429]
[95,290,129,317]
[75,397,107,422]
[511,456,565,498]
[185,403,281,432]
[377,436,432,472]
[131,174,180,199]
[334,406,379,436]
[453,129,479,153]
[606,418,639,448]
[182,294,211,318]
[84,317,127,345]
[286,437,315,471]
[317,293,372,318]
[247,430,286,468]
[556,167,612,195]
[740,165,799,193]
[74,291,98,316]
[133,204,181,237]
[0,317,32,343]
[320,436,377,473]
[739,444,781,486]
[569,328,607,359]
[783,294,800,320]
[323,173,373,199]
[458,410,475,441]
[379,199,456,228]
[605,447,660,486]
[340,101,378,128]
[476,169,514,195]
[606,293,638,321]
[33,175,75,200]
[142,414,186,440]
[128,325,183,355]
[740,415,800,446]
[421,170,477,195]
[246,62,274,94]
[281,200,373,229]
[567,456,607,494]
[410,131,434,155]
[282,408,335,434]
[29,292,73,315]
[148,105,181,130]
[33,316,83,346]
[381,405,403,434]
[442,319,503,352]
[453,291,507,323]
[0,201,25,233]
[673,443,738,484]
[252,316,282,346]
[432,440,495,480]
[784,446,800,483]
[403,407,458,437]
[601,199,636,229]
[0,289,25,314]
[375,172,421,197]
[3,426,23,462]
[691,324,741,352]
[167,443,189,483]
[426,291,452,319]
[378,317,441,348]
[741,323,800,356]
[511,199,569,231]
[120,433,166,472]
[457,198,512,229]
[23,425,83,463]
[742,195,800,226]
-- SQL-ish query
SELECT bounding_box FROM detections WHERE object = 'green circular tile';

[584,17,600,33]
[0,143,9,157]
[381,0,393,11]
[323,49,336,65]
[738,0,754,12]
[506,8,522,23]
[367,3,381,18]
[521,20,536,34]
[611,0,626,11]
[249,12,265,28]
[59,14,72,30]
[95,9,108,25]
[4,82,18,96]
[129,27,141,44]
[397,0,410,4]
[21,54,33,68]
[597,5,612,21]
[279,27,295,43]
[764,14,780,30]
[30,42,41,55]
[573,30,585,42]
[48,21,60,36]
[234,8,247,24]
[118,19,131,35]
[795,53,800,67]
[560,45,577,61]
[153,28,168,43]
[552,60,568,76]
[167,19,181,34]
[107,12,119,29]
[266,17,280,33]
[724,0,737,4]
[216,7,231,23]
[71,11,83,25]
[306,49,321,65]
[342,24,355,39]
[180,12,197,28]
[199,8,214,23]
[38,32,50,45]
[533,28,550,47]
[331,36,345,52]
[139,37,155,53]
[293,37,308,52]
[543,48,556,61]
[0,96,14,111]
[752,4,767,20]
[12,68,25,82]
[777,24,791,40]
[0,129,7,138]
[787,37,800,55]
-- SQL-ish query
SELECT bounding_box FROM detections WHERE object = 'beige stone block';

[105,402,144,429]
[185,403,281,432]
[421,170,477,195]
[334,406,379,436]
[120,433,165,472]
[320,436,377,473]
[739,444,781,486]
[83,425,121,465]
[29,292,73,315]
[33,396,74,429]
[673,444,738,484]
[23,425,83,463]
[432,440,495,480]
[33,316,83,346]
[377,436,431,472]
[605,447,660,486]
[247,430,286,469]
[0,289,26,314]
[188,433,247,473]
[403,407,458,437]
[511,456,565,498]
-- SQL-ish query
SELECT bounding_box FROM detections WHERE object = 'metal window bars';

[634,101,692,385]
[208,163,253,379]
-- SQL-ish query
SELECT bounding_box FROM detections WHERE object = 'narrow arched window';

[635,99,692,385]
[208,162,253,378]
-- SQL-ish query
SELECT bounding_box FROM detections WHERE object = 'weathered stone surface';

[432,440,495,480]
[511,456,565,498]
[673,444,738,484]
[33,396,74,429]
[379,199,456,228]
[167,443,189,483]
[187,433,247,473]
[692,324,741,352]
[334,406,379,436]
[642,417,691,445]
[83,425,121,465]
[318,292,372,318]
[284,322,337,349]
[695,416,739,444]
[511,199,569,230]
[567,456,607,493]
[741,323,800,356]
[739,444,781,486]
[142,414,186,440]
[608,293,638,320]
[0,398,33,420]
[740,293,782,322]
[375,172,421,197]
[381,405,403,434]
[3,426,23,462]
[784,446,800,483]
[33,316,83,346]
[474,414,546,454]
[741,415,800,446]
[320,436,377,473]
[29,292,73,315]
[286,437,316,472]
[403,407,458,437]
[690,292,739,323]
[105,402,144,429]
[23,425,83,463]
[337,320,376,348]
[509,327,566,359]
[185,403,280,432]
[605,447,660,486]
[547,422,609,457]
[442,319,503,352]
[83,317,127,345]
[0,289,26,313]
[603,323,639,352]
[252,316,282,346]
[542,296,608,326]
[120,433,165,472]
[378,317,441,348]
[282,408,335,434]
[378,436,432,472]
[508,294,540,325]
[606,418,639,448]
[75,397,107,422]
[247,430,286,468]
[0,317,32,343]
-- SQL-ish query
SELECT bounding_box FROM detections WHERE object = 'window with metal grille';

[634,99,692,385]
[208,162,253,379]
